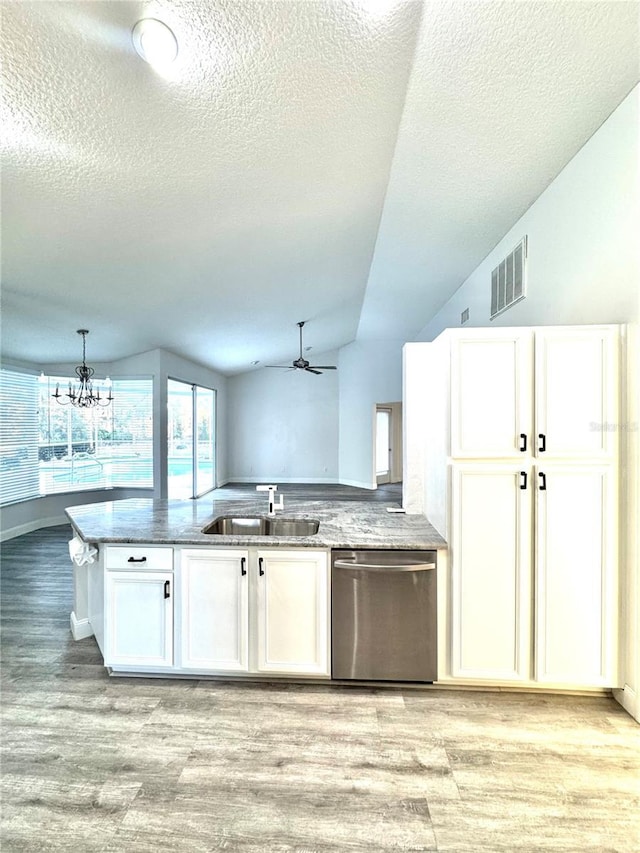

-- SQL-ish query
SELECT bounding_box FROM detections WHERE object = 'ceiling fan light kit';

[265,322,338,375]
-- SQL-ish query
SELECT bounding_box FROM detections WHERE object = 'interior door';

[376,406,392,485]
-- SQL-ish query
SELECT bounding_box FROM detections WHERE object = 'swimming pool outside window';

[0,369,153,505]
[167,378,216,500]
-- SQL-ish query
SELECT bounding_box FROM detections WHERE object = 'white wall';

[338,340,405,488]
[419,86,639,341]
[227,352,339,483]
[616,321,640,722]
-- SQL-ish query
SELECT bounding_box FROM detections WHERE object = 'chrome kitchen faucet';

[256,484,284,517]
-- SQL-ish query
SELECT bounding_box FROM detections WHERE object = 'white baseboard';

[228,476,341,484]
[70,611,94,641]
[339,479,376,490]
[0,514,70,542]
[613,684,639,723]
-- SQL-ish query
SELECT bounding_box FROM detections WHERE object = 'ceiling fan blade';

[305,367,322,375]
[308,365,337,370]
[264,365,294,369]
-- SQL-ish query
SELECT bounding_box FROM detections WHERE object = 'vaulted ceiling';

[2,1,638,374]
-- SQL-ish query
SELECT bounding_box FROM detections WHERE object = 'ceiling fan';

[265,321,338,375]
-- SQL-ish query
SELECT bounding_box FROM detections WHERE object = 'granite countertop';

[65,497,447,550]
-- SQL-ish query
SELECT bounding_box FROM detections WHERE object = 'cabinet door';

[535,465,615,686]
[105,571,173,668]
[451,464,532,681]
[534,327,618,460]
[450,330,532,458]
[179,550,249,672]
[256,549,329,676]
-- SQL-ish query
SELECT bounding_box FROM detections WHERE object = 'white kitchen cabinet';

[534,328,617,460]
[450,461,617,686]
[450,329,532,459]
[179,549,249,672]
[449,326,617,460]
[176,547,330,677]
[97,544,330,678]
[413,324,620,690]
[105,571,173,668]
[256,549,329,676]
[535,465,616,686]
[451,464,532,681]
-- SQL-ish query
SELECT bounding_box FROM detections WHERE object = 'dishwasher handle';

[333,559,435,573]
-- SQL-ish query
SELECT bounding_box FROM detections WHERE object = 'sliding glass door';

[195,386,215,495]
[167,379,216,499]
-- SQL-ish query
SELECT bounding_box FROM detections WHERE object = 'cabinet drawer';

[104,546,173,571]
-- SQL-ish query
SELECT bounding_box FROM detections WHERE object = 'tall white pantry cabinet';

[409,325,619,689]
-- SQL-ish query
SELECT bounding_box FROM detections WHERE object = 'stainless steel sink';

[202,516,268,535]
[202,516,319,536]
[266,518,319,537]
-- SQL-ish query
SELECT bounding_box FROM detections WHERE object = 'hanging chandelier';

[52,329,113,408]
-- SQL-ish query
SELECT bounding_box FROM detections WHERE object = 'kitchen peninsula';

[66,496,447,550]
[66,497,447,682]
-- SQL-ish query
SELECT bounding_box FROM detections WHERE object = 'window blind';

[0,369,40,504]
[0,369,153,506]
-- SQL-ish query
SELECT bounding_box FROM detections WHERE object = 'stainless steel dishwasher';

[331,550,437,682]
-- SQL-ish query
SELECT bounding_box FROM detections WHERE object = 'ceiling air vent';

[490,236,527,320]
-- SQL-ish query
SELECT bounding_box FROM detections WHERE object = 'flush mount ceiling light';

[132,18,178,67]
[52,330,113,408]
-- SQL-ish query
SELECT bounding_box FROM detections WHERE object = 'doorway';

[375,402,402,485]
[167,378,216,499]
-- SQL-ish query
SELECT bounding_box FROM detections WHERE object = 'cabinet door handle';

[519,471,527,490]
[240,557,247,577]
[127,556,147,563]
[259,557,265,577]
[538,472,547,491]
[538,433,546,453]
[519,433,527,452]
[164,580,171,599]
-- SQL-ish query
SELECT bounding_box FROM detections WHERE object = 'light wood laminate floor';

[2,502,639,851]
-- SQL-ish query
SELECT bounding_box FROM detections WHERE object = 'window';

[0,368,153,506]
[167,379,216,499]
[0,370,40,505]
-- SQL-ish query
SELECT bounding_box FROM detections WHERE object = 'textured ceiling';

[1,0,638,374]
